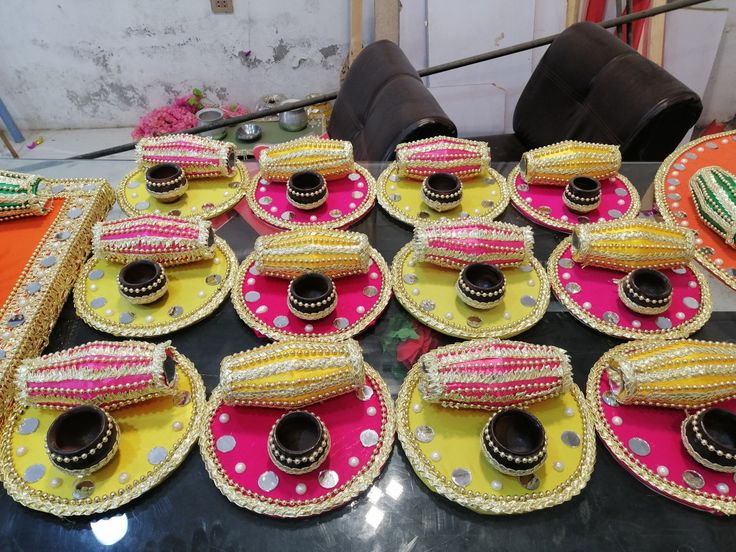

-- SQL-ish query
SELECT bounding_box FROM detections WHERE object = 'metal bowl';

[236,123,263,142]
[278,99,309,132]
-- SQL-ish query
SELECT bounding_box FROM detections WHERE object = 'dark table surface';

[1,159,734,552]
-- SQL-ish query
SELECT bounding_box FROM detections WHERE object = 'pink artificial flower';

[131,105,198,140]
[221,103,249,118]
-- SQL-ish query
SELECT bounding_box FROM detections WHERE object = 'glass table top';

[1,158,735,551]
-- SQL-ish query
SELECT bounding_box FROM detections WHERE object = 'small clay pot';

[482,408,547,476]
[421,172,463,212]
[288,272,337,320]
[563,177,601,214]
[456,263,505,310]
[145,163,188,203]
[287,170,328,210]
[618,268,672,315]
[118,259,168,305]
[46,405,119,476]
[268,410,330,474]
[682,408,736,473]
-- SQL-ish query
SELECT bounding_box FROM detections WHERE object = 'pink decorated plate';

[245,164,377,230]
[200,365,395,517]
[588,343,736,514]
[232,248,392,341]
[548,238,712,339]
[508,166,640,233]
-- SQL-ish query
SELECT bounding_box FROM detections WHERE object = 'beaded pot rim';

[376,162,510,227]
[245,163,377,230]
[0,178,115,434]
[547,237,712,340]
[117,160,248,220]
[654,129,736,292]
[0,347,206,516]
[586,341,736,515]
[73,236,237,337]
[397,363,596,514]
[232,246,392,341]
[199,363,396,517]
[507,166,641,233]
[391,243,550,340]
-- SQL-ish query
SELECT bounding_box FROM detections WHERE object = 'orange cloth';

[0,199,64,312]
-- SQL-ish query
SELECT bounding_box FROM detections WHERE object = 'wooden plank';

[349,0,364,64]
[647,0,666,65]
[374,0,400,42]
[566,0,584,26]
[0,129,18,159]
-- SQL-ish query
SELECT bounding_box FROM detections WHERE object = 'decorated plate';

[245,164,376,230]
[391,243,550,339]
[548,238,712,340]
[0,348,205,516]
[74,236,237,337]
[587,342,736,515]
[397,362,595,514]
[508,166,640,233]
[232,247,391,341]
[200,363,395,517]
[377,163,509,227]
[655,130,736,291]
[118,161,248,220]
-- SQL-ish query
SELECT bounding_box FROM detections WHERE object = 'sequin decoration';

[148,446,168,465]
[216,435,237,453]
[628,437,650,456]
[682,470,705,490]
[451,468,472,487]
[73,480,95,499]
[17,417,39,435]
[360,429,379,447]
[415,425,435,443]
[318,470,339,489]
[561,431,581,447]
[258,471,279,492]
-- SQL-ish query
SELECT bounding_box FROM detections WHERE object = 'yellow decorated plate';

[391,243,550,339]
[377,162,509,226]
[397,364,596,514]
[118,161,248,219]
[73,236,237,337]
[0,348,205,516]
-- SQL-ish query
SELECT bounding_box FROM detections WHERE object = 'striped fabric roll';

[419,339,572,410]
[0,170,51,220]
[136,134,236,179]
[259,136,354,181]
[220,339,365,408]
[17,340,177,410]
[413,218,533,269]
[396,136,490,180]
[690,166,736,247]
[607,339,736,408]
[571,219,695,271]
[254,228,371,279]
[520,140,621,186]
[92,214,215,266]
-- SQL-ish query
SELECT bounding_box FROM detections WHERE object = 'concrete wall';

[701,0,736,124]
[0,0,352,129]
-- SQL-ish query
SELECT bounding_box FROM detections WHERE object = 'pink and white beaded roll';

[396,136,491,180]
[419,339,572,410]
[136,134,236,179]
[412,218,533,270]
[92,214,215,266]
[16,340,178,410]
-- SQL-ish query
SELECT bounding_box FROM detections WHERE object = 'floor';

[0,128,137,160]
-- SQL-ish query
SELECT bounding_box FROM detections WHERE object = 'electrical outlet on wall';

[211,0,233,13]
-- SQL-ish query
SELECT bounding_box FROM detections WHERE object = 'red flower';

[396,320,440,369]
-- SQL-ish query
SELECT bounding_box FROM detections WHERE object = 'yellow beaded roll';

[259,136,354,181]
[253,228,371,279]
[519,140,621,186]
[220,339,365,408]
[606,339,736,408]
[571,219,695,271]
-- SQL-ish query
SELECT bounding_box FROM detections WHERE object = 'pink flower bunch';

[131,105,199,140]
[221,103,249,118]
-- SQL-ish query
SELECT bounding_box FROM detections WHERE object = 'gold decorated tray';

[377,162,509,226]
[0,347,205,516]
[74,236,237,337]
[118,161,248,220]
[391,243,550,339]
[397,362,596,514]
